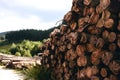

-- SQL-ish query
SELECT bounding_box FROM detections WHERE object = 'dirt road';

[0,66,24,80]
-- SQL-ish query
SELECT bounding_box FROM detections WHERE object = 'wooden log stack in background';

[41,0,120,80]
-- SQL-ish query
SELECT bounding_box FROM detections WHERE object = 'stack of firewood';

[41,0,120,80]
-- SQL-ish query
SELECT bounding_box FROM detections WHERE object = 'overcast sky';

[0,0,72,33]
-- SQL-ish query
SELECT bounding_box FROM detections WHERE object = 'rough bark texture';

[41,0,120,80]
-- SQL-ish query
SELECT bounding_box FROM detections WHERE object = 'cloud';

[0,0,72,32]
[0,12,5,17]
[1,0,72,11]
[0,14,56,32]
[15,0,72,11]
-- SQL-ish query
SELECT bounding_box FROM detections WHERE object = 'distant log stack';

[42,0,120,80]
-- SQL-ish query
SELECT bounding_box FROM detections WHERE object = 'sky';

[0,0,72,33]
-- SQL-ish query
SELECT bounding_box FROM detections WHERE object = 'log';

[84,15,90,23]
[108,32,116,43]
[63,67,68,73]
[51,60,56,67]
[83,0,92,6]
[88,26,102,34]
[56,40,62,47]
[100,68,108,77]
[109,74,117,80]
[62,61,67,68]
[78,18,86,28]
[86,43,96,52]
[92,66,99,75]
[60,24,67,34]
[91,49,103,65]
[70,22,77,30]
[91,57,100,65]
[91,76,100,80]
[55,48,59,55]
[68,32,78,45]
[56,73,62,80]
[77,69,86,79]
[83,7,95,16]
[86,66,99,78]
[100,0,110,10]
[103,77,110,80]
[102,51,113,66]
[104,19,114,29]
[89,35,98,45]
[78,24,89,32]
[96,18,104,28]
[76,45,86,56]
[64,73,70,80]
[96,10,111,28]
[96,0,110,14]
[44,50,50,56]
[50,29,60,37]
[46,64,50,68]
[67,43,72,49]
[77,55,87,67]
[85,67,93,78]
[91,49,102,58]
[59,45,66,52]
[80,32,87,43]
[96,38,104,48]
[103,10,111,20]
[108,43,116,51]
[72,2,81,13]
[69,60,76,68]
[117,35,120,48]
[50,54,54,60]
[64,11,73,24]
[117,21,120,31]
[102,30,109,39]
[109,60,120,75]
[65,49,77,61]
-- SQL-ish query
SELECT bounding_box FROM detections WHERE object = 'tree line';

[5,27,59,42]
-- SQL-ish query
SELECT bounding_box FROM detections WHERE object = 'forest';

[5,26,59,42]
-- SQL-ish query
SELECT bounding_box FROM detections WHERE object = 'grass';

[22,65,55,80]
[0,41,12,54]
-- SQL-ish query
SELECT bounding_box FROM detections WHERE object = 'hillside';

[1,26,60,42]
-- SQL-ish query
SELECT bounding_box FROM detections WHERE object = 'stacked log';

[41,0,120,80]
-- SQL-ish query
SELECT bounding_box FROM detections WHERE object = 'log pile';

[41,0,120,80]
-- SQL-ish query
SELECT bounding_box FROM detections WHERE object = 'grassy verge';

[22,65,55,80]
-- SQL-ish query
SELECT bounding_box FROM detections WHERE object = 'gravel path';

[0,66,24,80]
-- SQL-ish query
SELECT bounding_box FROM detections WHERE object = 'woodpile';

[41,0,120,80]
